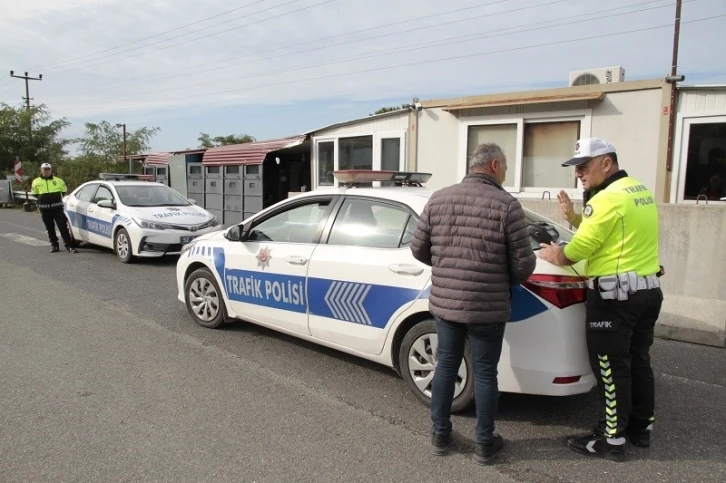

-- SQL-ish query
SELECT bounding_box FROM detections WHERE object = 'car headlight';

[132,216,172,230]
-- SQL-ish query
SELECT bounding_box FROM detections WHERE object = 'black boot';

[474,434,503,465]
[431,433,451,456]
[50,245,59,253]
[65,245,78,253]
[567,432,626,462]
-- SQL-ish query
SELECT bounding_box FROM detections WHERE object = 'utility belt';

[37,201,64,210]
[587,272,660,301]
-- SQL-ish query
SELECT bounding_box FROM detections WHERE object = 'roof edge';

[422,78,667,109]
[304,108,410,135]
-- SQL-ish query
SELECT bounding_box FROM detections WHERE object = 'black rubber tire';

[398,319,475,413]
[184,268,227,329]
[114,228,135,263]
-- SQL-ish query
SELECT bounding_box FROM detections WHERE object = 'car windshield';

[523,210,574,250]
[116,185,191,207]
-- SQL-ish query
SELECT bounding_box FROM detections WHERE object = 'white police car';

[64,174,222,263]
[175,170,596,411]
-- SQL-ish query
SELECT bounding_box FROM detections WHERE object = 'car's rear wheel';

[399,319,475,413]
[114,228,135,263]
[185,268,227,329]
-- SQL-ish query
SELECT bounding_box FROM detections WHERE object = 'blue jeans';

[430,317,506,445]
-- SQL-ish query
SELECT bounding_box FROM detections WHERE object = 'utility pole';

[116,123,129,173]
[9,70,42,109]
[663,0,683,203]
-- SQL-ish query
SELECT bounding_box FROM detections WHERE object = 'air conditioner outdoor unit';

[569,66,625,86]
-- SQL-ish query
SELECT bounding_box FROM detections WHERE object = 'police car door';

[86,184,117,248]
[222,195,337,336]
[306,196,429,355]
[65,183,101,243]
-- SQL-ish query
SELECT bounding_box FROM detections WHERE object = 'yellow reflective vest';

[31,176,68,210]
[564,172,661,278]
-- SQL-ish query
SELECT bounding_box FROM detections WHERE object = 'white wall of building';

[416,88,665,201]
[309,111,410,189]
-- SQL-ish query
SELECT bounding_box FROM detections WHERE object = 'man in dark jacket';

[410,142,536,465]
[31,163,77,253]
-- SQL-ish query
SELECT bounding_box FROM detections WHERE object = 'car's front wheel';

[114,228,135,263]
[399,319,475,413]
[184,268,227,329]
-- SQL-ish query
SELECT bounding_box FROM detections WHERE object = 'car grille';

[167,219,216,231]
[144,243,183,252]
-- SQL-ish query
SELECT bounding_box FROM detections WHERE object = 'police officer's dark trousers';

[40,206,72,248]
[585,285,664,439]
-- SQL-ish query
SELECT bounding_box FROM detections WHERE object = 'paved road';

[1,208,725,482]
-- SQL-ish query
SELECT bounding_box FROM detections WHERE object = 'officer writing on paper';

[31,163,77,253]
[538,138,663,462]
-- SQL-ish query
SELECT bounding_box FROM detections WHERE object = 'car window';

[116,184,190,207]
[247,199,331,244]
[93,186,114,204]
[75,184,98,202]
[327,199,412,249]
[399,215,417,248]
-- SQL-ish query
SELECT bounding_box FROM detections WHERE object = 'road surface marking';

[0,233,48,247]
[0,219,47,234]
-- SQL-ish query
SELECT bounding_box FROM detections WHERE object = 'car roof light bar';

[99,173,156,181]
[332,170,432,187]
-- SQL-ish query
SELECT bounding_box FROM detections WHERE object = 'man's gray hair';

[468,142,506,170]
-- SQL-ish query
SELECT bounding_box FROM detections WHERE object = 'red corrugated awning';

[145,152,171,165]
[202,135,306,166]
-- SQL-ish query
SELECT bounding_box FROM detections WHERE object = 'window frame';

[74,183,101,202]
[458,109,592,200]
[672,111,726,204]
[92,185,115,204]
[312,130,408,189]
[319,194,419,250]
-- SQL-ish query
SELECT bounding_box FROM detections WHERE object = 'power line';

[79,0,569,94]
[43,0,339,74]
[75,0,519,92]
[58,13,724,114]
[49,0,692,106]
[29,0,272,71]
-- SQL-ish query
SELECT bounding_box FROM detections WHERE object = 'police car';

[64,173,222,263]
[175,170,596,411]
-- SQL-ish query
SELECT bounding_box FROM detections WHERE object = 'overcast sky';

[0,0,724,152]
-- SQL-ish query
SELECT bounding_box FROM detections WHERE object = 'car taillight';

[522,274,587,309]
[553,375,582,384]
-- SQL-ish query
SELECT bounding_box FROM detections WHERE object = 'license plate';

[180,236,196,244]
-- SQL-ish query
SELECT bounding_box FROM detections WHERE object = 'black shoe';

[65,245,78,253]
[473,434,503,465]
[567,432,626,462]
[626,428,651,448]
[50,245,59,253]
[431,433,451,456]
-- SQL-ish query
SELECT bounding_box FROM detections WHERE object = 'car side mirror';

[97,199,116,209]
[225,225,242,242]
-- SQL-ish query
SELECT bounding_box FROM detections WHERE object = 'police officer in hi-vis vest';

[538,138,664,462]
[31,163,77,253]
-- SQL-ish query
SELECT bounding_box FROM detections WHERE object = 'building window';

[317,141,334,186]
[461,111,590,196]
[466,124,517,188]
[683,121,726,201]
[313,131,406,189]
[522,121,580,189]
[339,136,373,170]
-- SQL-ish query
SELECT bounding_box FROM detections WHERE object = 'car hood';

[126,205,213,226]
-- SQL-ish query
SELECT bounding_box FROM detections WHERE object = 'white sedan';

[64,175,222,263]
[175,171,596,411]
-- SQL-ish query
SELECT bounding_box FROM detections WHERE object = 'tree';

[198,132,255,148]
[369,106,400,116]
[0,102,71,174]
[75,121,160,164]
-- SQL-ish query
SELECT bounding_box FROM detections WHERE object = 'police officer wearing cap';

[538,138,664,462]
[31,163,77,253]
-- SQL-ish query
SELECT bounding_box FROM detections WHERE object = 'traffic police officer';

[31,163,77,253]
[538,138,663,462]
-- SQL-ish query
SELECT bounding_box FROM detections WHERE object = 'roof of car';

[296,186,436,204]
